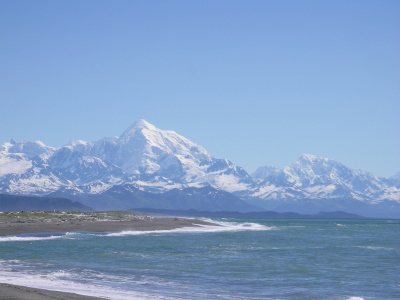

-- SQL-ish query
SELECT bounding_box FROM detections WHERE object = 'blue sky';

[1,0,399,177]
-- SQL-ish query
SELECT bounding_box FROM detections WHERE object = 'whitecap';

[0,267,175,300]
[355,245,393,251]
[0,220,274,240]
[0,235,63,242]
[106,220,275,237]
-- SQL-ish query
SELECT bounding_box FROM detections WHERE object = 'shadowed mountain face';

[0,120,399,217]
[48,185,259,212]
[0,194,92,212]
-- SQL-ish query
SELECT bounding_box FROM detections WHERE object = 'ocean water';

[0,219,399,300]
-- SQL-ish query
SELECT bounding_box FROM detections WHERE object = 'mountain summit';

[119,119,158,142]
[252,153,390,200]
[0,120,253,195]
[112,119,212,176]
[0,120,399,217]
[250,154,399,216]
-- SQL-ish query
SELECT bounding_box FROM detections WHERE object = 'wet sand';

[0,211,212,236]
[0,283,105,299]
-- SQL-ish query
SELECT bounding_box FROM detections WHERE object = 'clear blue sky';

[1,0,399,177]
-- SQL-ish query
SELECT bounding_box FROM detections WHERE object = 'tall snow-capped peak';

[1,122,399,217]
[297,153,330,164]
[119,119,157,143]
[84,119,215,179]
[118,119,209,157]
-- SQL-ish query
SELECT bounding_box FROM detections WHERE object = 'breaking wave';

[106,219,275,237]
[0,219,274,241]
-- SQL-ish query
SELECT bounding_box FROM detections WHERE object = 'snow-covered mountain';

[0,120,253,196]
[250,154,400,216]
[87,119,254,192]
[252,154,388,201]
[0,120,399,217]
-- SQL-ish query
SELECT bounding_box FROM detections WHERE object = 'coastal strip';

[0,211,213,299]
[0,283,105,300]
[0,211,213,236]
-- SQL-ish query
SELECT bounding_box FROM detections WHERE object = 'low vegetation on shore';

[0,211,154,224]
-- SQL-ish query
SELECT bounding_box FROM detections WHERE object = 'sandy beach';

[0,211,213,299]
[0,211,212,236]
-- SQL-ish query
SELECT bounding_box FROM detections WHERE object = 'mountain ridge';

[0,194,93,212]
[1,120,399,217]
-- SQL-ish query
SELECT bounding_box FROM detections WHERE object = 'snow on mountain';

[6,140,54,160]
[251,154,399,203]
[0,120,253,195]
[0,140,64,194]
[0,140,54,176]
[86,119,254,193]
[0,121,399,217]
[104,119,212,176]
[252,166,281,180]
[0,155,32,176]
[0,138,123,195]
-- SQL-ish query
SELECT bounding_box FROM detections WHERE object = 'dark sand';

[0,211,212,236]
[0,283,105,299]
[0,211,214,299]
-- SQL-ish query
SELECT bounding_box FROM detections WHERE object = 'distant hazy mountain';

[0,194,92,212]
[131,208,368,220]
[0,120,399,217]
[49,185,259,212]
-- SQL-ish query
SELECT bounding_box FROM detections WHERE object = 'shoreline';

[0,211,215,299]
[0,283,106,300]
[0,211,213,237]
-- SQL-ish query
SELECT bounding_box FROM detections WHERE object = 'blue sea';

[0,218,399,300]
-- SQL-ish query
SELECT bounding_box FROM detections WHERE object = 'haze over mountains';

[1,120,399,217]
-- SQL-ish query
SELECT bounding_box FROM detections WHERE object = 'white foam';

[0,235,63,242]
[0,220,274,241]
[346,297,365,300]
[355,246,393,251]
[0,231,91,242]
[0,264,174,300]
[106,220,275,237]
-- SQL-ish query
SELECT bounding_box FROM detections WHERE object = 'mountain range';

[1,119,399,218]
